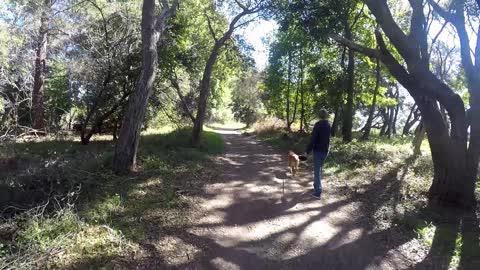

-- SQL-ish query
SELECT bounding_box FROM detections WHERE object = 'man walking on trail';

[305,109,331,199]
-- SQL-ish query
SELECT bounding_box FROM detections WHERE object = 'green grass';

[0,127,223,269]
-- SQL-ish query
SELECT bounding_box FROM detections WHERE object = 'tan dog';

[288,151,300,177]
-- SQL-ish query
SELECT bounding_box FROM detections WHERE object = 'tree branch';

[232,15,261,31]
[234,0,248,11]
[330,34,380,59]
[475,21,480,70]
[169,70,196,123]
[429,20,448,56]
[429,0,476,90]
[53,0,88,16]
[155,0,179,33]
[427,0,454,21]
[350,3,365,29]
[364,0,418,68]
[205,12,218,42]
[408,0,429,67]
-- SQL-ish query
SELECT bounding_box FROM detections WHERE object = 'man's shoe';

[311,192,321,199]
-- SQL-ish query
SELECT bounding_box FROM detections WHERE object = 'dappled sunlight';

[170,130,421,269]
[153,235,203,266]
[210,257,241,270]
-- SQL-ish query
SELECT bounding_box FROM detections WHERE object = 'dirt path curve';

[184,128,414,270]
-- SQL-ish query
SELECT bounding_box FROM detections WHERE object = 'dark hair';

[319,109,329,120]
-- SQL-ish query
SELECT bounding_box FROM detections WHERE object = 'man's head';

[319,109,329,120]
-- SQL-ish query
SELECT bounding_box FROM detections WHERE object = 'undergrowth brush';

[0,128,223,269]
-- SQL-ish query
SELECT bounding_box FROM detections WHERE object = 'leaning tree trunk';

[192,6,258,145]
[362,59,380,140]
[192,42,223,145]
[113,0,176,173]
[32,0,50,130]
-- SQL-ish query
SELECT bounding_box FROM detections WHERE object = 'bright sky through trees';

[238,19,277,70]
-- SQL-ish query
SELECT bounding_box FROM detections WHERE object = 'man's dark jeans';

[313,151,328,194]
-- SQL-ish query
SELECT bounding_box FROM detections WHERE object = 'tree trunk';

[412,120,425,156]
[331,89,343,137]
[32,0,50,130]
[386,106,395,138]
[379,108,388,136]
[362,59,380,140]
[417,95,474,208]
[112,116,119,141]
[392,103,399,135]
[342,21,355,143]
[403,105,415,135]
[334,0,479,208]
[342,49,355,142]
[299,49,305,133]
[439,104,450,133]
[286,52,292,131]
[192,41,223,145]
[391,87,400,136]
[291,82,300,128]
[113,0,165,173]
[403,104,420,135]
[331,105,340,137]
[466,94,480,206]
[192,6,258,145]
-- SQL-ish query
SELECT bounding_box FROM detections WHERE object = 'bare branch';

[350,3,365,29]
[205,12,218,42]
[234,0,248,11]
[428,0,476,86]
[232,15,261,31]
[85,0,110,49]
[429,20,447,56]
[169,71,196,123]
[427,0,454,22]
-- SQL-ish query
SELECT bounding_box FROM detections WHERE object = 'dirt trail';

[183,128,415,269]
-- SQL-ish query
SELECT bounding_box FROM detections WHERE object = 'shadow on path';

[174,128,419,269]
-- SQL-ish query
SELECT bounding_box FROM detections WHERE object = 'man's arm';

[305,123,319,155]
